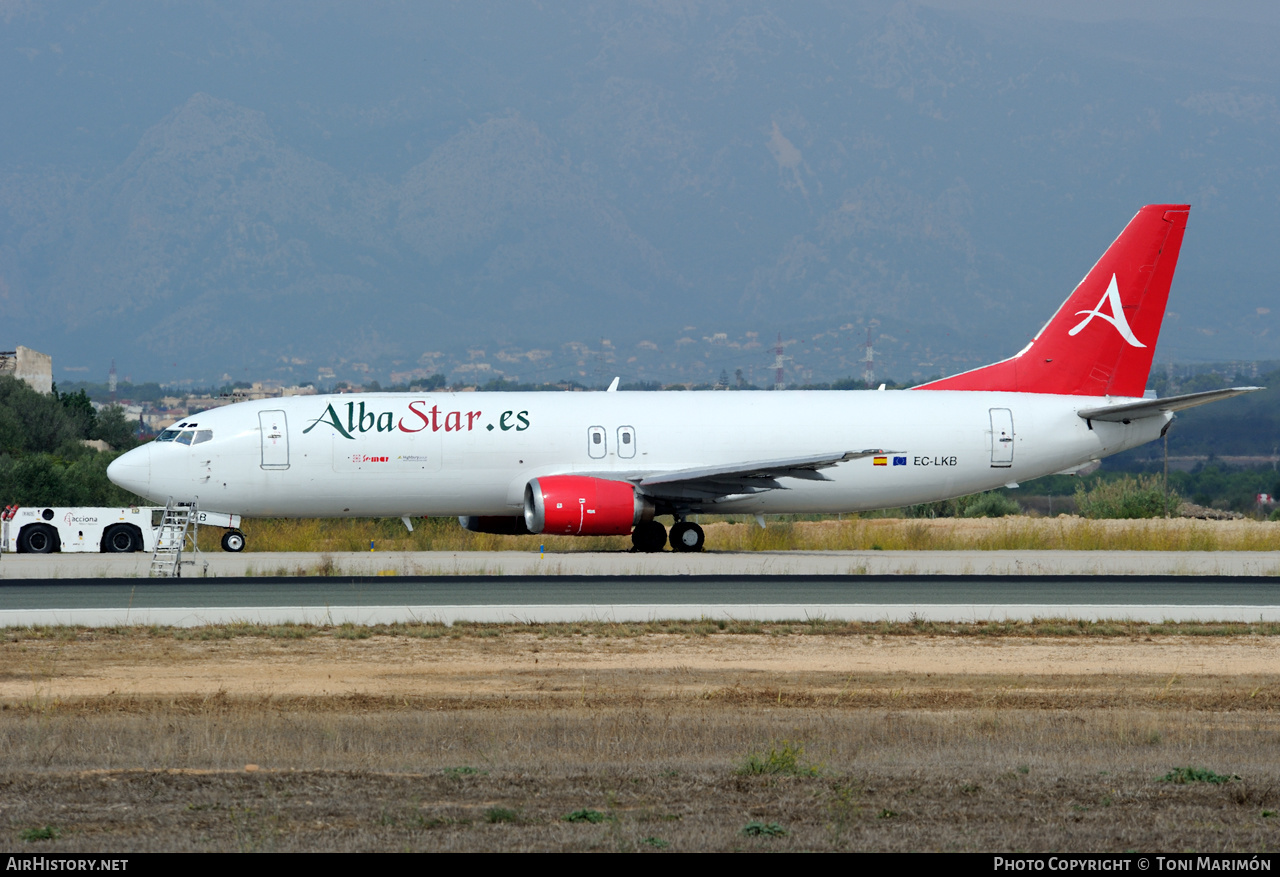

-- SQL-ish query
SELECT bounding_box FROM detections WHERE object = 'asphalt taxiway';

[2,554,1278,627]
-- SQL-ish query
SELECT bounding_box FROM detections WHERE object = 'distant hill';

[2,2,1278,387]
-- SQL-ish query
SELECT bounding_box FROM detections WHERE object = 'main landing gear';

[630,518,705,553]
[631,520,667,553]
[669,520,705,553]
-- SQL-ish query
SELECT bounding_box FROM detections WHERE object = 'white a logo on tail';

[1068,274,1145,347]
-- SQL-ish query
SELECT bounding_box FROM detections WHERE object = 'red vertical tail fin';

[916,204,1189,397]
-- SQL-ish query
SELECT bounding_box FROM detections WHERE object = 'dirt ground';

[3,629,1279,851]
[4,632,1280,700]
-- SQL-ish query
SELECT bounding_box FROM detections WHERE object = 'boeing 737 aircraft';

[107,204,1257,552]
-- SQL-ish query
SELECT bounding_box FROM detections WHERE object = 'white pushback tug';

[0,503,243,555]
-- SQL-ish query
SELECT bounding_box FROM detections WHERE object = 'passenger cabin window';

[587,425,607,459]
[617,425,636,459]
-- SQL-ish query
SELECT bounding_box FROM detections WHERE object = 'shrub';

[906,492,1021,518]
[960,492,1022,518]
[442,766,485,778]
[1159,767,1239,784]
[740,821,787,837]
[736,740,821,777]
[21,826,60,842]
[1075,475,1176,519]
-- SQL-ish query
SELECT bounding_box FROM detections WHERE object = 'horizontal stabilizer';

[1076,387,1261,423]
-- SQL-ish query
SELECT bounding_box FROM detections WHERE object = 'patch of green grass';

[1159,767,1240,784]
[21,826,60,842]
[265,623,314,639]
[442,766,486,779]
[333,624,372,640]
[739,821,787,837]
[641,836,671,848]
[563,808,611,824]
[736,740,821,777]
[484,806,520,824]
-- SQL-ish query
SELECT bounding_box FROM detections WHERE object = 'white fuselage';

[107,390,1167,518]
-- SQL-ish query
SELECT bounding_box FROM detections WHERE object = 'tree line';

[0,376,144,506]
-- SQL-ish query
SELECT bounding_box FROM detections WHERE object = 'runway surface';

[3,548,1280,578]
[3,573,1278,626]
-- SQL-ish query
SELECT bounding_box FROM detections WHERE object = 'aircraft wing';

[1076,387,1261,423]
[581,450,893,503]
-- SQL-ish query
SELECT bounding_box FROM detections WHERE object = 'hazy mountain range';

[2,1,1278,387]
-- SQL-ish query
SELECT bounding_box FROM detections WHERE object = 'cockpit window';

[156,427,213,445]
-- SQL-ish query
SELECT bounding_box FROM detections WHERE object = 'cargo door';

[260,410,290,470]
[989,408,1014,468]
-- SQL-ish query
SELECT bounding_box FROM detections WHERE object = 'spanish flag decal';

[873,456,888,466]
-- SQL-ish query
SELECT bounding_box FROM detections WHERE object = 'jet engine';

[523,475,654,536]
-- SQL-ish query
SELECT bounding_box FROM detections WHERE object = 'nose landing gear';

[220,529,246,552]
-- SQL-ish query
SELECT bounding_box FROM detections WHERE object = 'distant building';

[0,345,53,394]
[229,382,317,401]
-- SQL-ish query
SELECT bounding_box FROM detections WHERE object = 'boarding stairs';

[148,498,200,578]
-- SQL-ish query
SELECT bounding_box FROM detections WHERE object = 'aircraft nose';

[107,445,152,497]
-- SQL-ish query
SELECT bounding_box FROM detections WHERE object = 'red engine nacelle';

[523,476,654,536]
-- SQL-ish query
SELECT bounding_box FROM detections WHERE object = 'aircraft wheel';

[631,520,667,553]
[221,529,246,552]
[103,525,139,553]
[669,521,705,553]
[19,524,58,554]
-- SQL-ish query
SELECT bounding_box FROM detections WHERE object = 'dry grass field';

[221,515,1280,554]
[3,622,1280,852]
